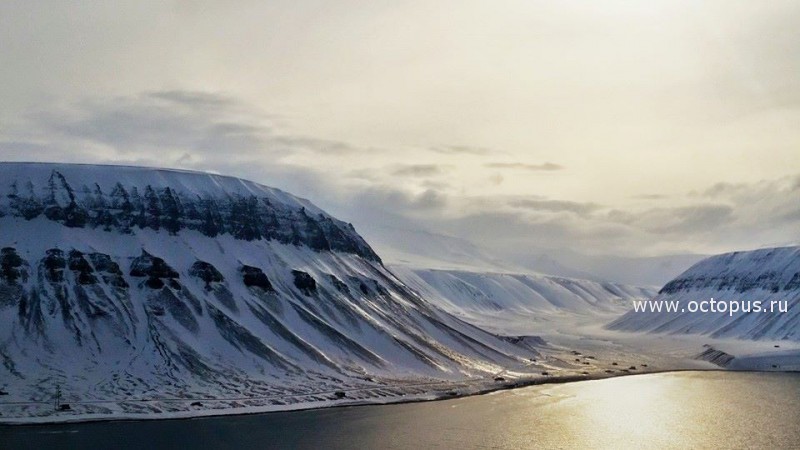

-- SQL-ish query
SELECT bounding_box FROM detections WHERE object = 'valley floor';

[451,305,800,372]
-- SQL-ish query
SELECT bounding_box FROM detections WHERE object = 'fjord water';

[3,372,799,449]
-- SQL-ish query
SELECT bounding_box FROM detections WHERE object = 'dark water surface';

[2,371,799,449]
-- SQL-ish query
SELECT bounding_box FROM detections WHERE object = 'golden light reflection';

[555,374,681,448]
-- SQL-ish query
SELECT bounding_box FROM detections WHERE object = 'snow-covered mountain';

[359,224,701,287]
[608,246,800,341]
[0,163,539,415]
[392,266,655,335]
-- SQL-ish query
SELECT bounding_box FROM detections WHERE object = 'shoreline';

[4,327,798,427]
[4,367,796,427]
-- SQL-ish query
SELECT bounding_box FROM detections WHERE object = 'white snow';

[0,162,326,215]
[0,163,552,424]
[609,246,800,341]
[391,265,654,335]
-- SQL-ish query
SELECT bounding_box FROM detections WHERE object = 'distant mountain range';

[392,266,655,335]
[361,224,705,287]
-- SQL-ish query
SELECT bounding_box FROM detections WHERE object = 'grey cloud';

[488,173,504,186]
[780,208,800,222]
[420,180,451,190]
[0,141,54,157]
[391,164,446,177]
[436,210,633,255]
[606,209,635,223]
[354,186,447,213]
[632,194,668,200]
[626,204,735,234]
[693,175,800,228]
[345,169,378,181]
[698,182,750,198]
[603,174,800,249]
[484,162,564,171]
[416,189,446,209]
[0,139,114,166]
[508,198,601,216]
[16,91,360,161]
[269,136,358,154]
[0,91,370,226]
[31,93,270,155]
[430,145,491,155]
[347,167,450,185]
[702,175,800,199]
[148,90,240,110]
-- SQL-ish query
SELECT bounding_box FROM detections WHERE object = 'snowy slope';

[0,163,539,417]
[608,246,800,341]
[392,266,655,335]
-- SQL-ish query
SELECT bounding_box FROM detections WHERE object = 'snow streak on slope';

[608,246,800,341]
[392,266,655,335]
[0,163,538,413]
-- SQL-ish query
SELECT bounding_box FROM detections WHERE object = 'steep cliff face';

[0,163,536,411]
[608,246,800,341]
[0,162,379,261]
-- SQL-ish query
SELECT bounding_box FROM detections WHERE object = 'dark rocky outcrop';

[42,249,67,283]
[0,248,27,309]
[68,250,98,285]
[0,247,26,284]
[327,274,350,294]
[189,261,224,289]
[785,272,800,291]
[292,270,316,295]
[695,345,736,367]
[130,251,179,278]
[130,250,179,289]
[88,253,128,288]
[369,279,389,297]
[241,266,273,292]
[351,277,387,297]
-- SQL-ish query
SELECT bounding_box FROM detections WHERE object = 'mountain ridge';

[608,246,800,341]
[0,162,379,261]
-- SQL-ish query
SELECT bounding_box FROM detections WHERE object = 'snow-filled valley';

[391,266,654,335]
[391,256,800,382]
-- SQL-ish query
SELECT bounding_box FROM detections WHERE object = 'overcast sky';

[1,0,798,261]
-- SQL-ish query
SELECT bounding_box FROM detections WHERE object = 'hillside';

[0,163,540,421]
[608,246,800,341]
[392,266,655,335]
